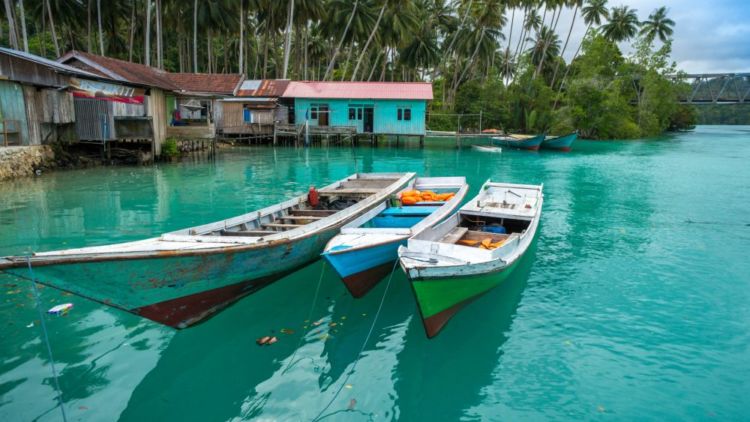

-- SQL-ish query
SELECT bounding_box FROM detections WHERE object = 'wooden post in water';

[479,110,483,133]
[273,123,277,145]
[456,114,462,149]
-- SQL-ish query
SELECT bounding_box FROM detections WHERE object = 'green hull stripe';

[412,259,521,318]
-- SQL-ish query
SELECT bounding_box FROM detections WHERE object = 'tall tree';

[155,0,163,68]
[281,0,293,78]
[550,0,583,88]
[2,0,18,50]
[19,0,28,52]
[144,0,151,65]
[601,5,639,42]
[97,0,104,55]
[639,6,674,43]
[323,0,359,81]
[193,0,198,71]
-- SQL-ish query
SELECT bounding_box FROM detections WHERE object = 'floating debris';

[597,405,606,413]
[6,289,21,295]
[256,336,271,346]
[345,384,353,389]
[280,328,295,335]
[267,336,278,345]
[329,322,337,327]
[47,303,73,315]
[348,399,357,410]
[26,322,34,328]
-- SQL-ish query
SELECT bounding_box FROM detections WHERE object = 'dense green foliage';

[695,105,750,125]
[0,0,702,139]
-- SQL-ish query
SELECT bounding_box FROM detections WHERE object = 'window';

[397,107,412,121]
[311,107,318,119]
[397,109,403,120]
[357,108,363,120]
[243,107,252,123]
[404,108,411,121]
[349,107,356,120]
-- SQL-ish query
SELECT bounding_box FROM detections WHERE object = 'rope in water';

[26,256,68,422]
[311,259,400,422]
[281,261,327,375]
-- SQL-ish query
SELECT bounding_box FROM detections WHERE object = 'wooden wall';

[148,88,167,155]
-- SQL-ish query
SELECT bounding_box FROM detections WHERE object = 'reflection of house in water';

[215,79,290,142]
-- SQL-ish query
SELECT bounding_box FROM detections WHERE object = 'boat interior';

[356,182,463,230]
[181,176,403,238]
[438,214,530,248]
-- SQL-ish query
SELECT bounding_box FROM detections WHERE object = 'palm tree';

[351,0,396,81]
[281,0,293,79]
[601,5,639,42]
[19,0,29,52]
[639,6,674,43]
[144,0,151,65]
[97,0,104,55]
[534,0,566,79]
[3,0,18,50]
[322,0,362,81]
[193,0,198,71]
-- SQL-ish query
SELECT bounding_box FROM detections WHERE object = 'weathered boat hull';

[408,258,521,338]
[5,231,336,328]
[492,134,545,151]
[322,238,406,298]
[541,133,577,151]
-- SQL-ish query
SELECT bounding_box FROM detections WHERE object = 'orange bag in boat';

[401,190,420,198]
[401,196,419,205]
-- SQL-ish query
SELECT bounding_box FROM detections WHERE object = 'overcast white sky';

[505,0,750,74]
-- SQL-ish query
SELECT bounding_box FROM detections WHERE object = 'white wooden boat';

[472,145,503,153]
[322,177,468,297]
[0,173,415,328]
[398,180,543,337]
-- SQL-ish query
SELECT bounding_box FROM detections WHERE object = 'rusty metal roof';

[237,79,290,97]
[0,47,101,79]
[58,50,179,90]
[281,81,433,100]
[167,73,243,95]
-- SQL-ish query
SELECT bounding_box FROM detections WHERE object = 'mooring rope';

[26,257,68,422]
[311,259,400,422]
[282,261,328,375]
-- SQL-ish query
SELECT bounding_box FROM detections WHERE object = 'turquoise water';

[1,126,748,421]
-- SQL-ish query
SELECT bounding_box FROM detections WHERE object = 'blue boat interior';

[363,206,440,228]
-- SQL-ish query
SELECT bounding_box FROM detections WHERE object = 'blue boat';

[491,133,545,150]
[322,177,468,298]
[541,132,577,151]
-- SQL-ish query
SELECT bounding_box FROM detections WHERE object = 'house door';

[318,105,329,126]
[363,106,374,133]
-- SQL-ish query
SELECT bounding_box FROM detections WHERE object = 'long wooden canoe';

[398,180,543,338]
[0,172,416,328]
[541,132,577,151]
[491,134,545,150]
[322,177,468,298]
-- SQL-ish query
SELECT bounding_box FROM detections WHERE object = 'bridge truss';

[669,73,750,104]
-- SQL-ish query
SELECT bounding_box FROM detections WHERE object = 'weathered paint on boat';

[491,134,545,151]
[1,173,416,328]
[541,132,577,151]
[323,238,406,298]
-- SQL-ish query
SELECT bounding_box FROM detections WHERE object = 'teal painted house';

[282,82,433,136]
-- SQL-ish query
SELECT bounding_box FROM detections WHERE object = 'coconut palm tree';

[601,5,639,42]
[639,6,674,43]
[281,0,293,78]
[3,0,18,50]
[322,0,360,81]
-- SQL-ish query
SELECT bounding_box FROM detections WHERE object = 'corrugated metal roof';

[237,79,290,97]
[0,47,101,78]
[281,81,433,100]
[58,51,179,90]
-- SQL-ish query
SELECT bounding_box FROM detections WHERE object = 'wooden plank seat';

[220,229,276,237]
[290,210,338,216]
[440,227,468,244]
[261,223,303,230]
[279,215,323,221]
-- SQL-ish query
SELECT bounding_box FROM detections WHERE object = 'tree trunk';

[239,0,244,74]
[97,0,105,55]
[504,6,514,80]
[3,0,18,50]
[87,0,93,52]
[323,0,358,81]
[144,0,151,65]
[128,0,136,61]
[534,6,562,79]
[207,30,212,73]
[351,2,386,81]
[193,0,198,72]
[550,4,578,89]
[19,0,28,52]
[553,23,592,110]
[282,0,294,79]
[46,0,59,56]
[155,0,163,69]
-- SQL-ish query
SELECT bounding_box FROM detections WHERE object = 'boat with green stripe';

[398,180,543,338]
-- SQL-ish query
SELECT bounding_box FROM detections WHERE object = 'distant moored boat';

[541,132,577,151]
[491,133,545,150]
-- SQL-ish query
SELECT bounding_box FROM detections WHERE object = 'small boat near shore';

[398,180,543,338]
[472,145,503,153]
[491,133,545,150]
[0,172,415,328]
[322,177,468,298]
[541,132,577,151]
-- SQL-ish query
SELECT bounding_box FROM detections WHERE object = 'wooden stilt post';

[273,123,277,145]
[456,114,462,149]
[419,135,424,147]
